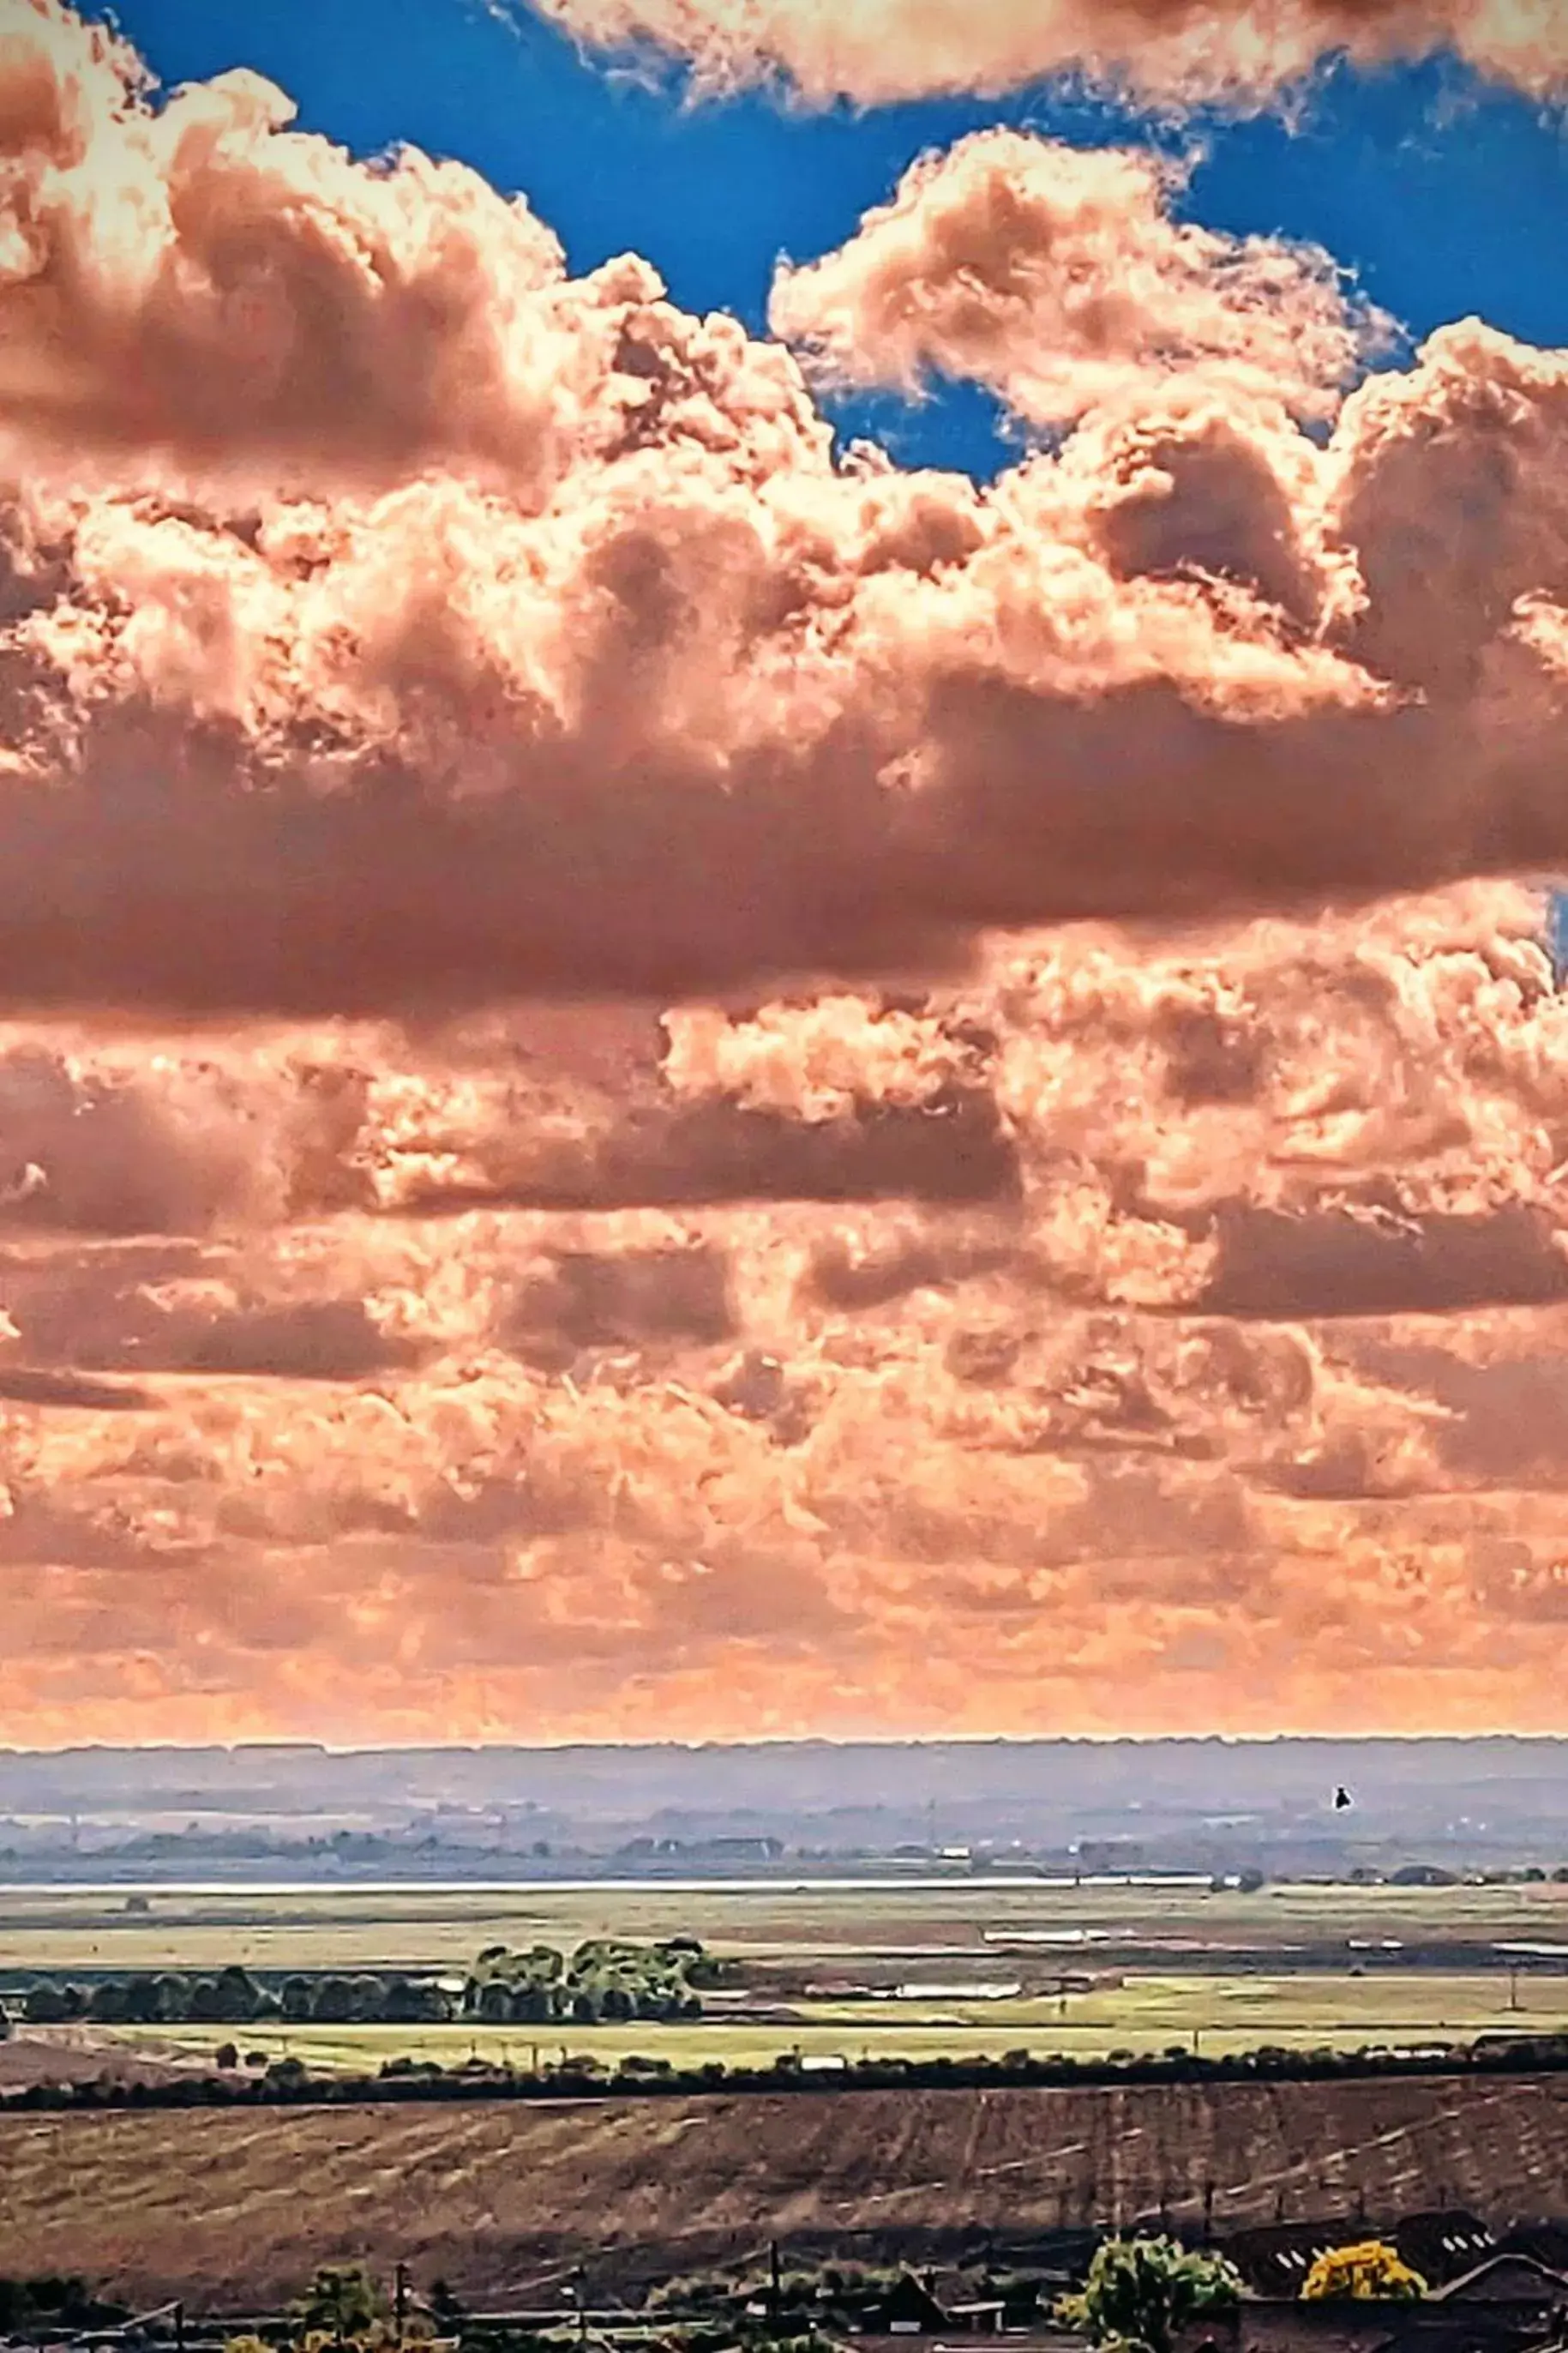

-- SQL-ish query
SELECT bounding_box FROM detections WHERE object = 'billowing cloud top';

[1,0,1568,1743]
[0,1,1560,1019]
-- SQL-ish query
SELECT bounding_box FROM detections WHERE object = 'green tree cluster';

[1059,2237,1241,2353]
[463,1936,706,2024]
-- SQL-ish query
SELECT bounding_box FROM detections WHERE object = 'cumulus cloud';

[0,6,1567,1740]
[0,15,1560,1019]
[770,133,1390,427]
[520,0,1568,108]
[0,2,579,490]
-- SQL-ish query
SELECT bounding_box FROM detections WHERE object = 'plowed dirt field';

[3,2073,1566,2308]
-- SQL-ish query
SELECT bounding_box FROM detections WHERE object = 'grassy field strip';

[86,1971,1568,2076]
[5,1879,1568,1974]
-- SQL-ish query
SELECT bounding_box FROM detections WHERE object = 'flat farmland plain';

[3,2074,1568,2308]
[96,1969,1568,2073]
[3,1875,1567,1975]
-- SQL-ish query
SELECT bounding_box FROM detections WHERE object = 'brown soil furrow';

[3,2079,1568,2308]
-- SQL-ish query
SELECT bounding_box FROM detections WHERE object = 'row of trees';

[21,1967,449,2028]
[16,1937,714,2030]
[7,2029,1568,2114]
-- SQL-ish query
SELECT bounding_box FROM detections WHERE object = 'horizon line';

[2,1730,1565,1760]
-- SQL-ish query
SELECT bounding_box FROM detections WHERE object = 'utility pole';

[394,2264,410,2349]
[174,2305,185,2353]
[770,2241,782,2329]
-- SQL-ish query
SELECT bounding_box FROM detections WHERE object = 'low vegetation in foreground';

[0,2233,1486,2353]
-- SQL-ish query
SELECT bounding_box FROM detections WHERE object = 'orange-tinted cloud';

[522,0,1568,108]
[0,8,1567,1742]
[0,15,1561,1018]
[3,886,1568,1741]
[770,133,1391,426]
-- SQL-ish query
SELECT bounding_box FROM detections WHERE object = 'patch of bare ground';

[0,2026,195,2088]
[1,2077,1565,2310]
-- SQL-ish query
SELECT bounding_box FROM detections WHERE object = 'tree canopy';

[462,1936,708,2024]
[1059,2236,1242,2353]
[291,2265,384,2346]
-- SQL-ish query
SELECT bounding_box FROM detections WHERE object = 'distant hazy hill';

[0,1737,1565,1875]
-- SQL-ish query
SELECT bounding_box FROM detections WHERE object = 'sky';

[3,0,1568,1745]
[72,0,1568,467]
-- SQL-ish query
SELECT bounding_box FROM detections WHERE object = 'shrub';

[1301,2244,1427,2302]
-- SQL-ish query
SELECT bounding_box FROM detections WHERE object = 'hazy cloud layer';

[6,884,1568,1741]
[1,8,1568,1738]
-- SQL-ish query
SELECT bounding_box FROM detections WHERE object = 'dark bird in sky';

[1334,1785,1353,1809]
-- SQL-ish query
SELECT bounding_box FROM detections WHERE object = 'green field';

[3,1874,1566,1976]
[85,1969,1568,2076]
[9,1878,1567,2080]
